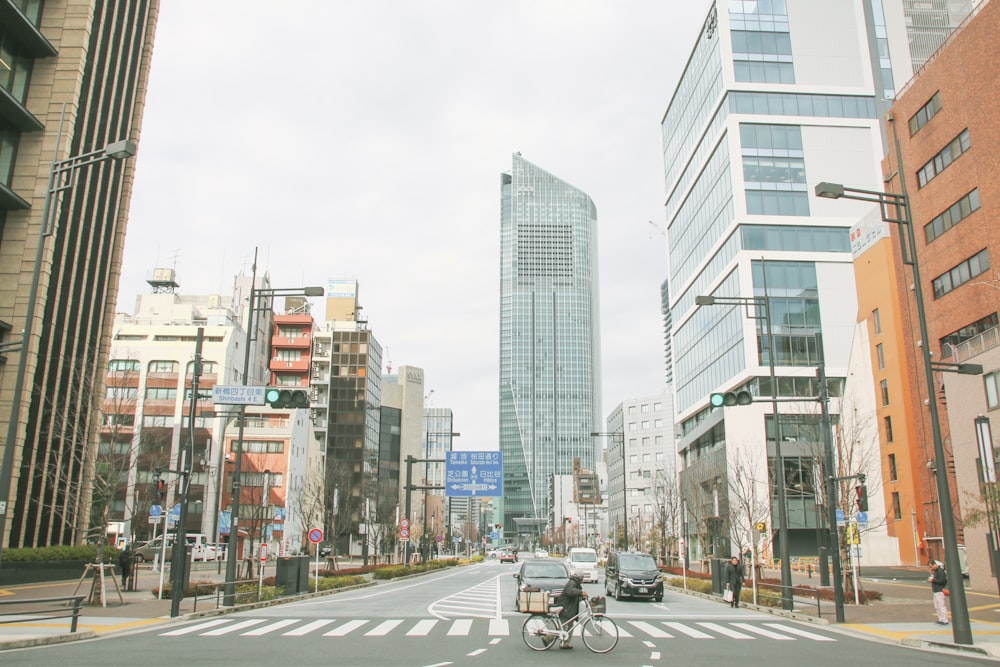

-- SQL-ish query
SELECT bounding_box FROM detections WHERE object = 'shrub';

[151,579,220,599]
[3,545,120,563]
[313,575,366,591]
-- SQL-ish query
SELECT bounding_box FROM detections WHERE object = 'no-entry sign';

[308,528,324,544]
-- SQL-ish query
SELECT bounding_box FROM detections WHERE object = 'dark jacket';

[930,565,948,593]
[555,576,584,623]
[725,560,743,589]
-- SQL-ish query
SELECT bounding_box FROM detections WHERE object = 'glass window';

[884,415,894,442]
[892,492,902,520]
[986,372,1000,410]
[876,344,885,370]
[873,309,881,334]
[925,189,980,243]
[880,379,889,406]
[917,129,971,188]
[888,454,897,481]
[933,249,990,298]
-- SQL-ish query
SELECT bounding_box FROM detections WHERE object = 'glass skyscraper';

[498,154,602,545]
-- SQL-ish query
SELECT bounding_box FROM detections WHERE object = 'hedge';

[2,545,121,563]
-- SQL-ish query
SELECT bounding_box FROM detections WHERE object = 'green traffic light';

[265,388,281,403]
[710,393,725,408]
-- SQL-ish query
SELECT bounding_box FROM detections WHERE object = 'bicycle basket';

[588,595,606,614]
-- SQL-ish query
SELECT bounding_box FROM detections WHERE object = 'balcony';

[270,358,310,372]
[271,332,312,349]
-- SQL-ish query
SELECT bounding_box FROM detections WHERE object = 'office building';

[0,0,159,548]
[498,153,602,545]
[665,1,918,563]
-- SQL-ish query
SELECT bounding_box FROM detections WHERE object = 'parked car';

[513,559,570,612]
[319,544,332,557]
[133,533,215,563]
[533,549,549,559]
[565,546,599,583]
[604,551,663,601]
[498,548,518,563]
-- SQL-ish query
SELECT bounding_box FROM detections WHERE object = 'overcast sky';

[117,1,710,451]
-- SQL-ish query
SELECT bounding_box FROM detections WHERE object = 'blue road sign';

[445,451,503,497]
[835,509,846,525]
[856,511,868,525]
[149,504,162,517]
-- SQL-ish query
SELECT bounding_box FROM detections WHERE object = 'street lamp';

[591,431,626,549]
[0,117,136,568]
[694,290,794,611]
[815,180,973,644]
[222,256,323,606]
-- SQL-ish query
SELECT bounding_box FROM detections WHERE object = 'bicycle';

[521,593,619,653]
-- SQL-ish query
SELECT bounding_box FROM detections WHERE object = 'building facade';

[0,0,159,549]
[665,1,919,564]
[498,153,603,546]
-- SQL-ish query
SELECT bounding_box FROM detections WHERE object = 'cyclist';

[553,573,585,649]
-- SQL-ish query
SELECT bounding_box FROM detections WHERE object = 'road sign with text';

[445,451,503,497]
[212,385,265,405]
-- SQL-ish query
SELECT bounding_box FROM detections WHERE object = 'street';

[1,561,992,666]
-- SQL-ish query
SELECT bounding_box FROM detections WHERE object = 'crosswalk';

[160,617,836,643]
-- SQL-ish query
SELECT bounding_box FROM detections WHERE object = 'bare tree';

[651,470,682,565]
[726,446,770,564]
[679,448,728,566]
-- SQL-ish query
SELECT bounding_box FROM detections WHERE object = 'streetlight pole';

[815,180,975,644]
[695,288,794,610]
[221,254,323,606]
[0,109,136,567]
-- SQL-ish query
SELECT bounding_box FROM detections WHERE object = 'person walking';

[725,555,743,608]
[553,574,585,649]
[928,559,949,625]
[118,544,134,590]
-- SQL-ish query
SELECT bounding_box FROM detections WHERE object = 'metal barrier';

[752,581,824,617]
[0,595,85,632]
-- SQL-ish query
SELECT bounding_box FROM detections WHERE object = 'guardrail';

[0,595,85,632]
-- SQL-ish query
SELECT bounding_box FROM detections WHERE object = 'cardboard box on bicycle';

[518,589,550,613]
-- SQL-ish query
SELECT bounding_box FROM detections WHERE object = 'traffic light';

[710,390,753,408]
[855,474,868,512]
[154,469,166,501]
[855,483,868,512]
[264,388,310,409]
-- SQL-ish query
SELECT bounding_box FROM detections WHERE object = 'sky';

[117,1,711,451]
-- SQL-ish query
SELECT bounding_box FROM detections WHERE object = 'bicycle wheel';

[522,614,559,651]
[581,615,619,653]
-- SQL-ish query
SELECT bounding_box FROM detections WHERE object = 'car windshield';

[524,563,567,578]
[571,552,597,562]
[619,554,657,569]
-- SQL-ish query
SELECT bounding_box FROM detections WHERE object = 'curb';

[901,637,994,657]
[0,630,98,651]
[664,584,831,625]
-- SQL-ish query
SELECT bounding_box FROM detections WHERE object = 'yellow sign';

[846,525,861,545]
[756,522,766,532]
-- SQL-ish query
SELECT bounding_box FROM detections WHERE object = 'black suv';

[605,551,663,601]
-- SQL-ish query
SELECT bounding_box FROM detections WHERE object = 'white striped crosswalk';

[159,617,837,643]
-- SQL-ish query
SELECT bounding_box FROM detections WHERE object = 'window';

[742,224,850,252]
[880,379,889,406]
[917,129,971,188]
[148,360,178,373]
[872,308,881,334]
[734,60,795,84]
[985,371,1000,410]
[932,249,990,298]
[876,344,885,370]
[275,349,302,361]
[142,415,174,428]
[145,387,177,400]
[106,386,138,399]
[909,92,942,135]
[236,440,285,454]
[108,359,140,372]
[884,415,894,442]
[925,189,980,243]
[892,492,902,520]
[888,454,897,481]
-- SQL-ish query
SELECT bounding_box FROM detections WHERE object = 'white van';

[134,533,215,562]
[566,547,599,582]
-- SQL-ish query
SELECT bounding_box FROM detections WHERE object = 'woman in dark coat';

[724,555,743,608]
[553,574,585,648]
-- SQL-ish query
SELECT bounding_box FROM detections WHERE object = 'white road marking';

[627,620,673,638]
[160,618,230,636]
[323,619,368,636]
[663,621,713,638]
[243,619,300,635]
[407,619,439,636]
[448,619,473,635]
[202,619,266,636]
[763,622,836,641]
[283,619,335,636]
[696,622,754,639]
[365,619,404,636]
[733,622,795,640]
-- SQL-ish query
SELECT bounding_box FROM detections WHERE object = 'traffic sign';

[308,528,324,544]
[212,385,266,405]
[856,511,869,525]
[399,528,410,539]
[435,535,443,543]
[445,451,503,497]
[260,544,268,561]
[400,518,410,529]
[149,504,162,517]
[836,509,846,526]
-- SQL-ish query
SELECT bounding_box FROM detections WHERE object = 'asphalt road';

[1,561,992,666]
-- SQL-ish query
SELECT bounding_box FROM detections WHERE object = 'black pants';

[730,586,741,606]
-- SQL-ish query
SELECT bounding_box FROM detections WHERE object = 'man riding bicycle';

[553,574,585,649]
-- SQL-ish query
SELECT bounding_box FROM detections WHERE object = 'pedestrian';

[553,574,585,649]
[928,559,949,625]
[118,544,133,590]
[725,555,743,608]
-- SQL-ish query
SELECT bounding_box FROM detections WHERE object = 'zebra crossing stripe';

[243,619,300,636]
[161,619,231,636]
[283,619,335,636]
[448,619,473,635]
[762,622,836,641]
[732,623,794,640]
[663,621,713,638]
[407,619,438,636]
[324,619,368,636]
[488,619,509,636]
[627,621,673,638]
[202,619,267,636]
[366,620,404,636]
[697,622,755,639]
